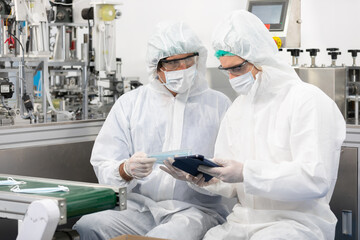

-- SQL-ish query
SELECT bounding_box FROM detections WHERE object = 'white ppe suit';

[73,22,231,240]
[202,10,346,240]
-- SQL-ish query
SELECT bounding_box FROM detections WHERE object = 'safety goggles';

[159,53,199,71]
[218,60,249,76]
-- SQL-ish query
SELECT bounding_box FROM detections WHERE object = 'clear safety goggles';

[218,60,249,76]
[159,53,199,71]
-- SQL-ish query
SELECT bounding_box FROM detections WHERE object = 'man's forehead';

[219,55,245,67]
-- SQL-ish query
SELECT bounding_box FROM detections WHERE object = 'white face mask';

[229,66,255,95]
[160,65,197,93]
[10,185,70,193]
[0,177,26,186]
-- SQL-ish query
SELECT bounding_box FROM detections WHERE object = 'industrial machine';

[0,174,126,240]
[0,0,142,127]
[247,0,301,48]
[291,48,347,117]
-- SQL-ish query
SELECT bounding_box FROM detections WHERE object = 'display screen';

[251,4,283,24]
[248,1,288,31]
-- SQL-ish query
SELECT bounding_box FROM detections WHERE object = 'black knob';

[278,48,283,51]
[306,49,320,56]
[287,49,303,57]
[328,52,341,60]
[326,48,339,52]
[116,58,122,62]
[348,49,360,57]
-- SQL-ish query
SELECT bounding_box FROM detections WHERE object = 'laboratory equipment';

[346,50,360,125]
[291,48,346,117]
[247,0,301,48]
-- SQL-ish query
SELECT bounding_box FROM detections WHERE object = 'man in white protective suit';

[162,10,346,240]
[72,22,232,240]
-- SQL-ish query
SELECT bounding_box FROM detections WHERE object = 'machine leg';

[17,199,60,240]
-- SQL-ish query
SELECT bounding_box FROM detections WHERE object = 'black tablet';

[172,155,220,182]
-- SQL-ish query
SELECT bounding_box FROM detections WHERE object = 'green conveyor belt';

[0,177,117,218]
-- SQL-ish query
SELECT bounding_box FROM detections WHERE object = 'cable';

[49,0,72,6]
[8,32,24,63]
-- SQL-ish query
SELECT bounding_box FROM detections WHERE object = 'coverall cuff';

[119,162,134,182]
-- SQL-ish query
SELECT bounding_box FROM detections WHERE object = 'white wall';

[115,0,360,84]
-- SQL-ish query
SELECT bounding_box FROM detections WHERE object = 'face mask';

[10,185,70,194]
[229,66,255,95]
[0,177,26,186]
[161,65,197,93]
[148,149,192,164]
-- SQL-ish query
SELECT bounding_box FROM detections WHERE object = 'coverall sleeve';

[90,99,137,190]
[243,90,346,201]
[202,113,238,198]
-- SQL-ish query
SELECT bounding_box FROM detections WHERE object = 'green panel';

[0,177,117,218]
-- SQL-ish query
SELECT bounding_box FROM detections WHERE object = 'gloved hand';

[124,152,156,179]
[197,158,244,183]
[160,158,189,181]
[186,173,219,187]
[160,158,219,187]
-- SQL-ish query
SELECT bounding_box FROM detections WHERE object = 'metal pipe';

[331,60,336,67]
[356,98,359,125]
[352,69,356,83]
[62,26,66,60]
[311,56,316,68]
[43,60,48,123]
[0,18,4,56]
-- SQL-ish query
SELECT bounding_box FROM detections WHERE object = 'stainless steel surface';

[295,67,346,117]
[0,141,98,182]
[0,119,103,149]
[330,146,358,239]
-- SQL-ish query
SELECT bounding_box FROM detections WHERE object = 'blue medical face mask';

[229,66,255,95]
[148,149,192,164]
[0,177,26,186]
[10,185,70,194]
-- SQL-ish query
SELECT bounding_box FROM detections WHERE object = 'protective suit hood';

[146,22,208,96]
[212,10,301,92]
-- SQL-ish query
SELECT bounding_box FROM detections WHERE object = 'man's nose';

[177,60,187,70]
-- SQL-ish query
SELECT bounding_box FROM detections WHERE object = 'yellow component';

[99,4,116,21]
[273,36,282,49]
[52,99,60,109]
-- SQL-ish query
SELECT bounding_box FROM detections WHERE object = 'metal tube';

[353,57,357,67]
[355,98,359,125]
[331,60,336,67]
[62,26,66,60]
[82,63,88,120]
[65,31,70,60]
[311,56,316,68]
[352,69,356,83]
[19,61,24,118]
[43,59,48,123]
[0,18,4,56]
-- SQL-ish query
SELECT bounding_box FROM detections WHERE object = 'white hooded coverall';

[73,22,231,240]
[202,10,346,240]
